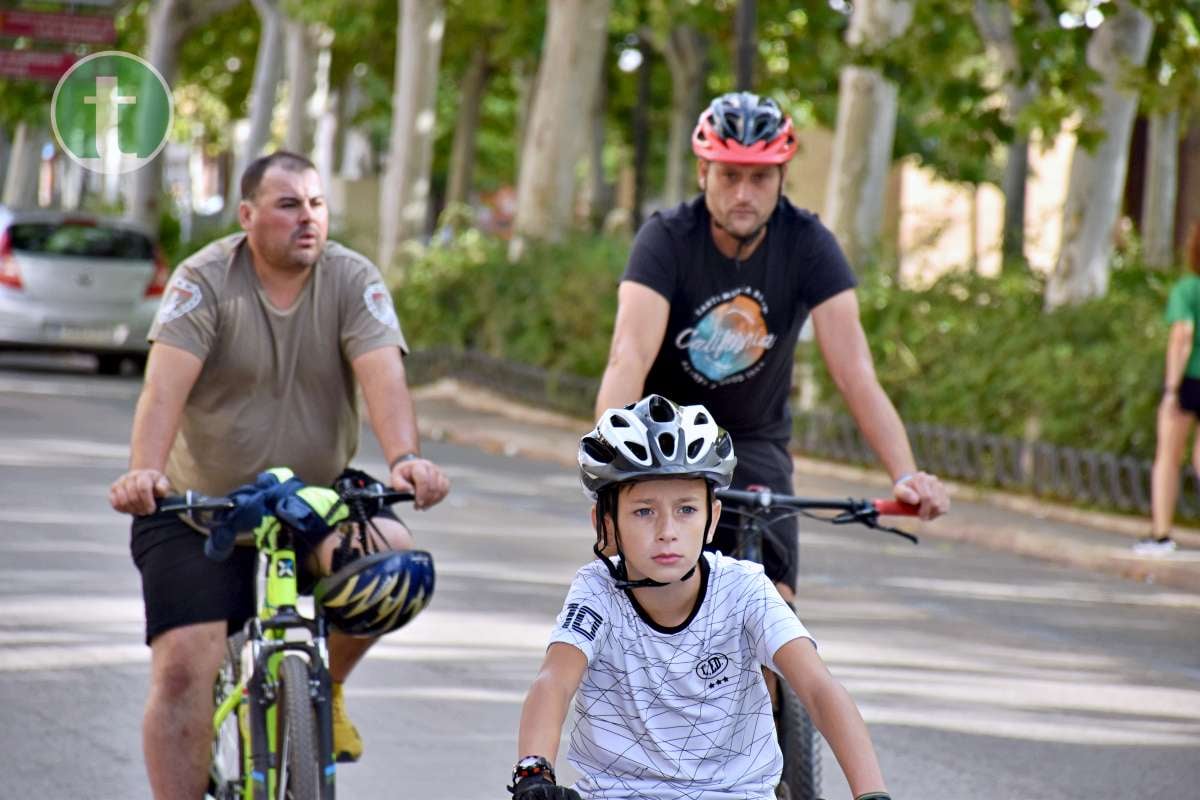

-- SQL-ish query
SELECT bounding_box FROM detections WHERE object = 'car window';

[7,222,154,259]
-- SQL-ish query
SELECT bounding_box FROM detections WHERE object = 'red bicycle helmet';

[691,92,797,165]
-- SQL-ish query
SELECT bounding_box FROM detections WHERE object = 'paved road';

[1,357,1198,799]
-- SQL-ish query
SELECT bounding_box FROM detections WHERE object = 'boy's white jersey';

[548,551,812,800]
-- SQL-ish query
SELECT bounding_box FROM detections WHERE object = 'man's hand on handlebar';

[892,470,949,520]
[388,456,450,510]
[109,469,171,516]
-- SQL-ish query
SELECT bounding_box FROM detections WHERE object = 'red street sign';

[0,50,77,81]
[0,10,116,44]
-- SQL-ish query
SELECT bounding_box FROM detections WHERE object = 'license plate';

[43,322,125,345]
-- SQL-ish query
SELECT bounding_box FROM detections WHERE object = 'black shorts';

[704,439,798,590]
[131,468,401,645]
[1179,377,1200,415]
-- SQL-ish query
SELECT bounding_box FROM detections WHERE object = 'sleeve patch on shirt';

[363,281,400,330]
[562,602,604,641]
[157,276,202,324]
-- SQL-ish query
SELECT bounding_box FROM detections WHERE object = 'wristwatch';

[388,452,421,470]
[511,754,556,787]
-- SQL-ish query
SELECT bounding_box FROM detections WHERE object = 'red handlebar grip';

[873,499,921,516]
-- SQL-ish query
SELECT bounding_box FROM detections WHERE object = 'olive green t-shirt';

[1165,275,1200,379]
[148,234,407,496]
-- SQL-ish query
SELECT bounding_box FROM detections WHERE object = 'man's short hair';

[241,151,317,201]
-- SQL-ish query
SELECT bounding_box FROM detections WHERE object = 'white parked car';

[0,207,167,374]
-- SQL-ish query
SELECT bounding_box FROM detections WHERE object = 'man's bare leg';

[314,516,414,679]
[144,621,227,800]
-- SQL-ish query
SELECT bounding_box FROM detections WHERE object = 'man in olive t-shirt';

[149,228,406,496]
[109,151,449,799]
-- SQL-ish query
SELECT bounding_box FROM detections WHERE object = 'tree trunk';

[512,59,536,179]
[2,122,40,208]
[1045,1,1153,309]
[734,0,756,91]
[222,0,285,224]
[445,42,491,208]
[129,0,242,229]
[1142,108,1180,269]
[584,53,610,231]
[60,156,85,210]
[378,0,445,273]
[0,126,11,197]
[632,45,651,232]
[284,20,317,155]
[659,25,706,207]
[823,0,913,270]
[128,0,183,228]
[510,0,612,257]
[973,0,1035,268]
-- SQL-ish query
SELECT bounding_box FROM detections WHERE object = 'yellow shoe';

[331,682,363,763]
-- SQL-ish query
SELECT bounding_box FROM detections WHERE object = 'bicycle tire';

[777,679,822,800]
[209,632,247,799]
[277,655,321,800]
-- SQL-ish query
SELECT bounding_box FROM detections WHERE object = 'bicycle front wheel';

[209,632,246,799]
[276,655,321,800]
[777,679,822,800]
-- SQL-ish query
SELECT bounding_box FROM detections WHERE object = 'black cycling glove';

[510,774,582,800]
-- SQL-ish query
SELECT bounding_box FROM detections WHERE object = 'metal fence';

[407,348,1200,517]
[795,409,1200,517]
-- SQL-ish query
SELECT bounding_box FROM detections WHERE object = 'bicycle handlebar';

[157,485,415,516]
[715,487,920,544]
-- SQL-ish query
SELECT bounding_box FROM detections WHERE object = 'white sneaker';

[1132,536,1177,555]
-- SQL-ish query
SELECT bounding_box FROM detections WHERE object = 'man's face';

[239,166,329,272]
[698,160,784,239]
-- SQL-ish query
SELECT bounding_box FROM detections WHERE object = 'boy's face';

[599,477,721,584]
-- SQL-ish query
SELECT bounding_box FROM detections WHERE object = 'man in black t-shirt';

[595,92,949,600]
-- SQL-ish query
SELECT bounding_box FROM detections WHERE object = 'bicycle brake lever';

[832,508,919,545]
[877,523,919,545]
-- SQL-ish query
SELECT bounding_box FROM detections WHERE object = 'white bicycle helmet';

[579,394,735,499]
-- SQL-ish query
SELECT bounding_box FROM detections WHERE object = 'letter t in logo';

[83,76,135,160]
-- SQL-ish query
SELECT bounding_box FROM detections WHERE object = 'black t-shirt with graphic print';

[623,195,856,487]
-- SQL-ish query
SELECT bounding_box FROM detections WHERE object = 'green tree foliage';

[1137,2,1200,115]
[394,228,627,375]
[806,263,1169,458]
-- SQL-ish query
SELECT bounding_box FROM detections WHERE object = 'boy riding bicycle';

[509,395,890,800]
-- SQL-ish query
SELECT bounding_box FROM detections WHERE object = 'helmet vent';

[695,411,709,425]
[687,439,704,459]
[609,414,630,428]
[657,433,676,459]
[625,442,648,462]
[647,395,675,422]
[583,438,614,463]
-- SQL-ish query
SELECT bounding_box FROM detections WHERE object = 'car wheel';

[96,354,126,376]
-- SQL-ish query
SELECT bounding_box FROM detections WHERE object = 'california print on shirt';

[674,287,777,386]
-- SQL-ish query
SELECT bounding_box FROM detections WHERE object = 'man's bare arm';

[811,289,948,518]
[109,343,203,515]
[594,281,670,417]
[352,346,448,509]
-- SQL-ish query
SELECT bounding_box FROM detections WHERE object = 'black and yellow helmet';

[313,549,435,637]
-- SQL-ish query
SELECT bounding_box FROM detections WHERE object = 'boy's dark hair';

[240,150,317,201]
